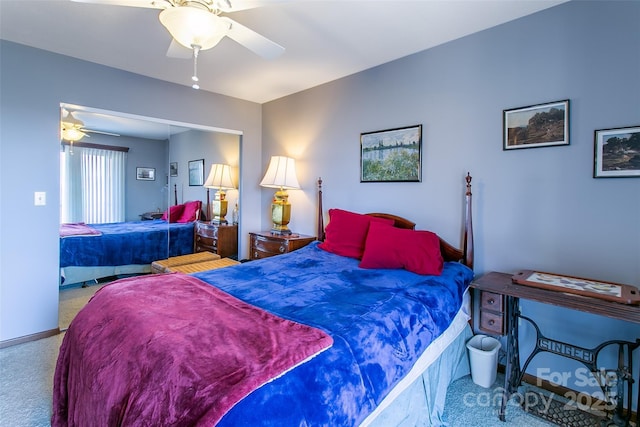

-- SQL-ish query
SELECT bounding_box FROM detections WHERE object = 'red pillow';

[161,204,185,223]
[177,200,201,223]
[318,209,394,259]
[359,221,444,275]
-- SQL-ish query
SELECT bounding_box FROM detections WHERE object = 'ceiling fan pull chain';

[191,44,201,89]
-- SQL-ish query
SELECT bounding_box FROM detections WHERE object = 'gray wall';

[169,129,240,214]
[262,0,639,401]
[0,41,263,342]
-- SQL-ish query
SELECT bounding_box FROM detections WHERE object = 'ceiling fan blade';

[70,0,164,9]
[216,0,288,13]
[83,129,121,137]
[221,17,284,59]
[166,39,193,59]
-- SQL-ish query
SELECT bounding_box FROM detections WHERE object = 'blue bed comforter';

[193,241,473,426]
[59,220,194,267]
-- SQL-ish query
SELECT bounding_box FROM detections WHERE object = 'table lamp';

[204,163,235,224]
[260,156,300,234]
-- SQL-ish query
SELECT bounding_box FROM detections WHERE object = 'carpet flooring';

[0,282,562,427]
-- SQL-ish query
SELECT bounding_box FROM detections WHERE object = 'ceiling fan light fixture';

[61,127,87,143]
[159,7,228,50]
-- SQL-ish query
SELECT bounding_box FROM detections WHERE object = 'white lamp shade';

[260,156,300,190]
[159,7,229,50]
[204,164,235,189]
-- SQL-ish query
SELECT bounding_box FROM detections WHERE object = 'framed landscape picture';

[136,167,155,181]
[593,125,640,178]
[360,124,422,182]
[503,99,569,150]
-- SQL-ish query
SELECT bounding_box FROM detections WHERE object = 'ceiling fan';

[61,110,120,143]
[70,0,286,89]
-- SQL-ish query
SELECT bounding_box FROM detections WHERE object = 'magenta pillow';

[359,221,444,275]
[318,209,394,259]
[177,200,201,223]
[161,204,185,223]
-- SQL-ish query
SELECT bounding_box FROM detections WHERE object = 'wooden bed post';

[317,177,324,241]
[463,173,474,270]
[174,184,178,206]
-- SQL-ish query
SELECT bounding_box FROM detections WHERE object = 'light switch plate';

[34,191,46,206]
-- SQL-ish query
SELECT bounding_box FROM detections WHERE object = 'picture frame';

[188,159,204,186]
[360,124,422,182]
[512,270,640,305]
[593,125,640,178]
[136,167,155,181]
[503,99,569,150]
[170,162,178,177]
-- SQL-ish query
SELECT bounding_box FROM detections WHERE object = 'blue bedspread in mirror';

[59,220,194,267]
[192,241,474,426]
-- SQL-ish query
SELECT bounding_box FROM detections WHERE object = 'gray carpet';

[1,283,559,427]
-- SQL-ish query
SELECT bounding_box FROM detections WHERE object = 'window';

[60,145,126,224]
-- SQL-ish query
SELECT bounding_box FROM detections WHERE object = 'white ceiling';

[1,0,567,106]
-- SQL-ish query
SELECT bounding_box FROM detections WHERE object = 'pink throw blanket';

[59,222,102,237]
[52,273,333,426]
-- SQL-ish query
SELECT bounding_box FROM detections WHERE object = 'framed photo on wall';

[503,99,569,150]
[188,159,204,186]
[360,124,422,182]
[593,125,640,178]
[136,167,155,181]
[170,162,178,177]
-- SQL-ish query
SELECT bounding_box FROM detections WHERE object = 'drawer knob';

[279,246,285,253]
[487,298,495,305]
[253,251,258,258]
[488,320,495,325]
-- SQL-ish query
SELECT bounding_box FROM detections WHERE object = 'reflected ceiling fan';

[61,110,120,143]
[71,0,286,89]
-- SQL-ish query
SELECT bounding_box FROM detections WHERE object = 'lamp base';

[210,192,228,224]
[270,224,292,235]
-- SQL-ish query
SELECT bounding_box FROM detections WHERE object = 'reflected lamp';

[260,156,300,235]
[204,163,235,224]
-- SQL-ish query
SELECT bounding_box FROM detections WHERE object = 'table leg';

[501,296,521,421]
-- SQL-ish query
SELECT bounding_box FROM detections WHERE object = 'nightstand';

[140,211,163,220]
[194,221,238,259]
[249,232,316,260]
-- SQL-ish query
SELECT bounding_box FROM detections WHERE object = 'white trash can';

[466,334,501,388]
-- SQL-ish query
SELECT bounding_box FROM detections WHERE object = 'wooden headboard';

[316,173,474,270]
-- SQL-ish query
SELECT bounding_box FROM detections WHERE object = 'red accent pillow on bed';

[318,209,394,259]
[359,221,444,275]
[177,200,201,223]
[161,204,185,223]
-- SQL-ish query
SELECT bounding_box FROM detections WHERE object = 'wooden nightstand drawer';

[195,234,217,249]
[252,235,287,255]
[479,310,504,335]
[249,232,316,261]
[196,224,219,239]
[481,291,503,311]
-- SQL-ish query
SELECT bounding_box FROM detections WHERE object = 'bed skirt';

[363,292,472,426]
[60,264,150,288]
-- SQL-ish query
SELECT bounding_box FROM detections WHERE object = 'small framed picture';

[170,162,178,177]
[136,167,155,181]
[360,124,422,182]
[503,99,569,150]
[188,159,204,186]
[593,125,640,178]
